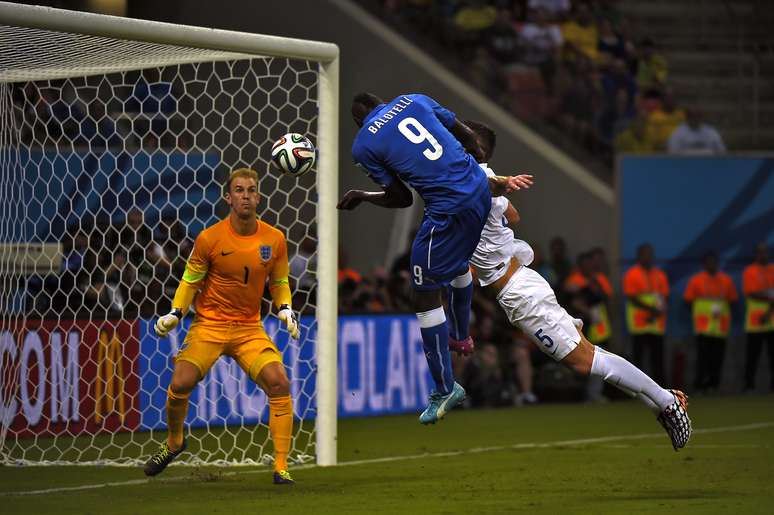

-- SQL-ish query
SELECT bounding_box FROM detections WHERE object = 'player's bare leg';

[561,334,692,450]
[414,289,466,425]
[144,360,199,476]
[256,361,294,484]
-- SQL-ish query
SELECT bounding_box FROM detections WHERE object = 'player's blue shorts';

[410,182,491,291]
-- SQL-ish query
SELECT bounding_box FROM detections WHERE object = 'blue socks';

[416,307,454,395]
[447,270,473,340]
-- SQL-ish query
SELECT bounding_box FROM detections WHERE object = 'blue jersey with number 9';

[351,93,488,215]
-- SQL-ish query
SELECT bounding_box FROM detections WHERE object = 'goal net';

[0,4,338,467]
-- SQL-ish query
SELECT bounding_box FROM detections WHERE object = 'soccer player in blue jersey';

[337,92,526,424]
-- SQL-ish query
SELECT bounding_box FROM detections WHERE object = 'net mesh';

[0,26,321,466]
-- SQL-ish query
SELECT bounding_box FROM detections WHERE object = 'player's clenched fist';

[277,304,299,339]
[154,309,183,337]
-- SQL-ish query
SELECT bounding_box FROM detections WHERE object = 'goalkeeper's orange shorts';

[175,319,282,381]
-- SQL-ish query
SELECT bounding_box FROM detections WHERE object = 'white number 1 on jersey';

[398,117,443,161]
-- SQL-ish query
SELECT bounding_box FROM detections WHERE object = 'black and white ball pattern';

[271,133,316,177]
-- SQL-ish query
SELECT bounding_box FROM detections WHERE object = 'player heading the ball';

[145,167,299,485]
[338,92,529,425]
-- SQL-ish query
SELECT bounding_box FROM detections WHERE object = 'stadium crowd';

[373,0,727,163]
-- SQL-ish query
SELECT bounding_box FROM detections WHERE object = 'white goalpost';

[0,2,338,467]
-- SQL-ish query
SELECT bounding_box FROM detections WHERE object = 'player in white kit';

[457,121,692,451]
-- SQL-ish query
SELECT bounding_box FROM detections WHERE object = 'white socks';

[416,306,446,328]
[590,346,675,415]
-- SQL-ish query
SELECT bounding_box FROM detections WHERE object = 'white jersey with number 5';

[471,163,535,286]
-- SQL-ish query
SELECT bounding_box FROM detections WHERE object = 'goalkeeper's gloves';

[277,304,299,339]
[154,309,183,337]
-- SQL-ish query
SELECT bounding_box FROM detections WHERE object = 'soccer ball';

[271,133,316,177]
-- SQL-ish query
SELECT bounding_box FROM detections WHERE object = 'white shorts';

[496,266,583,361]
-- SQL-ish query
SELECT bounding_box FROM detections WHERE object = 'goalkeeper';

[144,168,299,485]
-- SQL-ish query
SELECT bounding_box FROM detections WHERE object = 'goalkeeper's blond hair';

[225,167,259,193]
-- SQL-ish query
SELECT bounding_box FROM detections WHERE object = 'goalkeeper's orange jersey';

[182,218,290,323]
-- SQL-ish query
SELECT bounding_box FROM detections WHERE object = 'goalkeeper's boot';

[449,336,475,357]
[419,382,466,425]
[144,439,187,477]
[273,469,295,485]
[657,389,692,451]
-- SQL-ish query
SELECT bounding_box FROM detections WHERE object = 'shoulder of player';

[192,220,226,247]
[258,220,287,242]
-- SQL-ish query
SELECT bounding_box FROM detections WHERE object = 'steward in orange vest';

[623,243,669,384]
[683,252,738,392]
[742,243,774,392]
[565,252,613,345]
[565,250,614,402]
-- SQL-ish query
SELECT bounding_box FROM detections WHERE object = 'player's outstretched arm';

[488,174,534,196]
[270,236,299,339]
[337,178,413,210]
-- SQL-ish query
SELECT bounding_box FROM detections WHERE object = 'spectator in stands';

[469,45,503,94]
[742,243,774,392]
[463,341,508,408]
[386,269,413,313]
[593,0,624,28]
[84,248,129,317]
[557,55,601,146]
[527,0,571,21]
[464,315,511,407]
[623,243,670,384]
[597,17,628,64]
[561,1,599,64]
[548,236,572,292]
[667,108,727,155]
[590,246,610,276]
[529,243,558,285]
[597,57,638,142]
[645,89,685,150]
[614,115,657,153]
[338,247,362,285]
[510,329,539,405]
[683,252,738,393]
[635,38,668,93]
[484,7,522,66]
[519,7,563,93]
[564,251,614,402]
[289,236,317,314]
[448,0,498,56]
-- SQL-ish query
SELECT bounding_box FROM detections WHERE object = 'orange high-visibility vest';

[742,263,774,332]
[683,270,738,337]
[565,271,612,343]
[623,264,669,335]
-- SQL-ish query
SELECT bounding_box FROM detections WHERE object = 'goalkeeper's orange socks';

[166,387,190,450]
[269,395,293,471]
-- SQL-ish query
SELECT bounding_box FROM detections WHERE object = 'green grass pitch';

[2,394,773,514]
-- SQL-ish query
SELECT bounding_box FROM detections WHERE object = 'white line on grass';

[5,421,773,497]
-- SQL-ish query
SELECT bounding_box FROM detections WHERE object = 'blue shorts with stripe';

[410,183,491,291]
